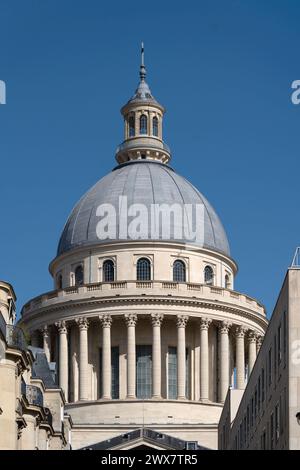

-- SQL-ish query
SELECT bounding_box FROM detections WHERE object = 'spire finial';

[140,42,146,81]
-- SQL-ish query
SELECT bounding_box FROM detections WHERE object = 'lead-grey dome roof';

[57,161,230,257]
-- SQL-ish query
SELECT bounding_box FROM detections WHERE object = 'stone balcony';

[22,281,266,320]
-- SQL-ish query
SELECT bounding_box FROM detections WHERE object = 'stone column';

[200,317,211,401]
[41,325,51,363]
[176,315,189,400]
[256,335,263,354]
[124,314,138,398]
[55,321,68,401]
[30,330,40,348]
[248,331,257,377]
[151,313,164,398]
[76,317,89,401]
[99,314,113,400]
[219,321,231,403]
[236,326,246,390]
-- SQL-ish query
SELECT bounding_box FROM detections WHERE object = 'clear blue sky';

[1,0,300,317]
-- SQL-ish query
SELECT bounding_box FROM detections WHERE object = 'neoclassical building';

[19,50,268,450]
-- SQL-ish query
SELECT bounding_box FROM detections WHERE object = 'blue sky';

[1,0,300,316]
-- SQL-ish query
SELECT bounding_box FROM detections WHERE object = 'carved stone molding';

[75,317,89,331]
[248,330,258,344]
[176,315,189,328]
[55,320,68,334]
[99,314,113,328]
[200,317,212,331]
[124,313,138,327]
[235,325,247,338]
[151,313,164,327]
[219,320,232,334]
[41,325,49,338]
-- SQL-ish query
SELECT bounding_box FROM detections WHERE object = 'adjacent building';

[218,255,300,450]
[0,280,72,450]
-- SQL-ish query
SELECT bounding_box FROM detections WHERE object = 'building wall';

[219,268,300,450]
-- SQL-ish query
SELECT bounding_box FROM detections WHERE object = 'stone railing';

[21,379,44,408]
[6,324,27,351]
[22,281,266,317]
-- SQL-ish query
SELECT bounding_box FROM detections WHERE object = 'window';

[258,376,261,412]
[283,311,287,365]
[274,336,277,382]
[204,265,214,285]
[268,348,272,386]
[152,116,158,136]
[137,258,151,281]
[173,260,186,282]
[139,114,147,134]
[129,115,135,137]
[103,260,115,282]
[270,412,274,449]
[74,265,84,286]
[277,324,282,365]
[225,274,230,289]
[251,397,254,427]
[275,403,280,443]
[254,387,258,421]
[136,345,152,398]
[99,346,119,399]
[56,273,63,290]
[261,367,265,403]
[261,430,266,450]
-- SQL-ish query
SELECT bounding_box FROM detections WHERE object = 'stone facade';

[0,281,72,450]
[218,267,300,450]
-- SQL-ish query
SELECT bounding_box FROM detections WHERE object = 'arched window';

[129,115,135,137]
[204,265,214,285]
[140,114,147,135]
[225,274,230,289]
[173,260,186,282]
[56,273,63,290]
[103,259,115,282]
[152,116,158,136]
[75,265,84,287]
[137,258,151,281]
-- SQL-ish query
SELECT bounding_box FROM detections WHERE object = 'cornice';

[20,293,268,331]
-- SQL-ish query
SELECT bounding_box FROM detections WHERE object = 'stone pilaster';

[235,325,246,390]
[55,320,68,401]
[176,315,189,400]
[248,331,257,377]
[256,335,263,354]
[99,314,113,399]
[219,321,232,403]
[41,325,51,363]
[151,313,164,398]
[200,317,211,401]
[124,314,138,398]
[76,317,89,401]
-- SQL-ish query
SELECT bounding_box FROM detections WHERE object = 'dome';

[57,160,230,257]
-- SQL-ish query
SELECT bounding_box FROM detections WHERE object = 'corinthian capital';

[99,314,113,328]
[248,330,258,344]
[235,325,247,338]
[176,315,189,328]
[75,317,89,331]
[55,320,67,334]
[151,313,164,327]
[124,313,138,327]
[219,321,232,334]
[200,317,212,331]
[41,325,49,338]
